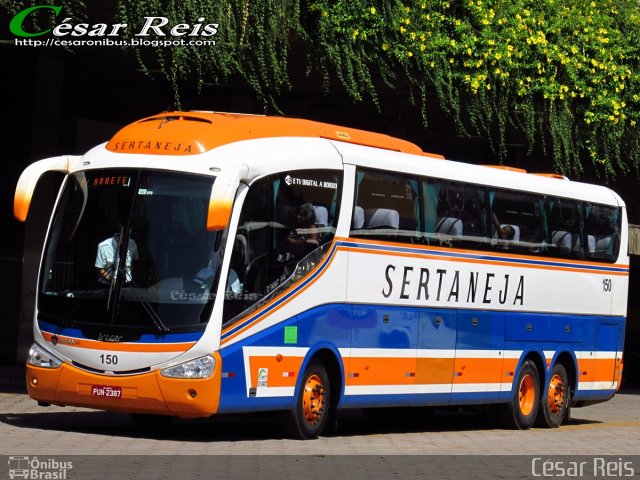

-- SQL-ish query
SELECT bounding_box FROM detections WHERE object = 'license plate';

[91,385,122,399]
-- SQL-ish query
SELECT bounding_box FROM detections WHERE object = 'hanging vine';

[115,0,306,112]
[3,0,640,177]
[309,0,640,177]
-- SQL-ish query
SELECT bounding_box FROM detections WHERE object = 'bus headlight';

[27,343,62,368]
[160,355,215,379]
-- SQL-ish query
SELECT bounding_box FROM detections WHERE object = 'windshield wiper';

[124,278,170,334]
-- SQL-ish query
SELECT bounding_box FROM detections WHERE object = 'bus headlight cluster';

[161,355,215,379]
[27,343,62,368]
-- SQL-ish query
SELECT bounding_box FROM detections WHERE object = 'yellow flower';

[407,51,414,57]
[370,6,376,15]
[382,43,389,51]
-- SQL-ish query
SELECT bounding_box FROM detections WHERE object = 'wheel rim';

[519,373,536,416]
[547,373,566,415]
[302,374,326,426]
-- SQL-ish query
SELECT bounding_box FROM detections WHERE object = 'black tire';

[500,358,540,429]
[281,361,330,439]
[535,363,570,428]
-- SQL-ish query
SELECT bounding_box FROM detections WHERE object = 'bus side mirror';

[14,156,73,222]
[207,166,248,231]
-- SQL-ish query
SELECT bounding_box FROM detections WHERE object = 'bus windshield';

[38,169,222,336]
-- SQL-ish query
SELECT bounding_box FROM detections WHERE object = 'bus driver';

[95,227,138,285]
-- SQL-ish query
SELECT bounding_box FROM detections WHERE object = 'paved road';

[1,366,639,480]
[0,386,638,456]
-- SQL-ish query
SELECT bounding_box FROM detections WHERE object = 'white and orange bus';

[16,112,627,438]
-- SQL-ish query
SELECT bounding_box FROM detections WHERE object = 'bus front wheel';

[281,361,330,439]
[535,363,569,428]
[500,358,540,429]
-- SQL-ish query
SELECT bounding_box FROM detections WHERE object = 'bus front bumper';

[25,353,222,418]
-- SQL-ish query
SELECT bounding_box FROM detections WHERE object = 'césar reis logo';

[9,5,218,39]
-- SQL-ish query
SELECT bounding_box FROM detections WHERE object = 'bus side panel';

[216,305,352,414]
[572,318,625,402]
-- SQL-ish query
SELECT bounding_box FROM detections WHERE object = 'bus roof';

[105,111,444,159]
[99,111,622,208]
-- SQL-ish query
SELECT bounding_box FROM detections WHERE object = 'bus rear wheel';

[281,361,330,439]
[500,358,540,429]
[535,363,569,428]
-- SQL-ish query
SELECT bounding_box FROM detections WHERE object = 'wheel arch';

[519,349,547,395]
[297,343,344,411]
[551,350,578,399]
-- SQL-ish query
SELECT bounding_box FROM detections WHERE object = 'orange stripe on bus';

[248,355,304,388]
[346,357,507,386]
[336,237,629,272]
[452,358,504,384]
[343,246,628,276]
[415,358,455,384]
[577,358,617,382]
[347,357,416,385]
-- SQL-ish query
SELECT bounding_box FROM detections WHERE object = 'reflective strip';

[575,351,620,360]
[255,386,295,397]
[344,383,512,396]
[338,348,522,359]
[578,381,617,391]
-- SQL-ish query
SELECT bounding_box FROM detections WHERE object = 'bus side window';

[350,168,420,244]
[585,204,620,262]
[490,189,545,254]
[547,198,584,259]
[223,170,342,325]
[425,179,488,249]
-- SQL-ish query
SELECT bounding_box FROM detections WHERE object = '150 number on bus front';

[99,354,118,365]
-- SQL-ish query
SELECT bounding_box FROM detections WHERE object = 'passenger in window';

[497,224,516,240]
[492,213,515,240]
[286,203,320,247]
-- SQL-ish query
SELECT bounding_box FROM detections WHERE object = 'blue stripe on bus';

[216,302,624,413]
[37,319,204,343]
